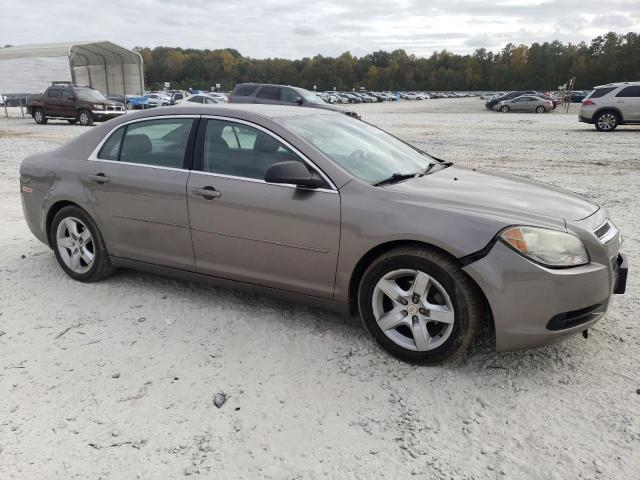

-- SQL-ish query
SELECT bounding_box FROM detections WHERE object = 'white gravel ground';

[1,99,638,479]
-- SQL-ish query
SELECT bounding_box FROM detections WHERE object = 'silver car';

[496,95,553,113]
[579,81,640,131]
[19,105,628,363]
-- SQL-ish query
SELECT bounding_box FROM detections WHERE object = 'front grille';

[593,219,617,244]
[106,105,124,112]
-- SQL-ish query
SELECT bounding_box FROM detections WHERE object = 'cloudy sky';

[1,0,639,58]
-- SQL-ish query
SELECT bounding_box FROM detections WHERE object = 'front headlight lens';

[93,104,104,110]
[500,226,589,268]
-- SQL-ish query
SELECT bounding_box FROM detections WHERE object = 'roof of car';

[594,81,640,88]
[118,103,337,121]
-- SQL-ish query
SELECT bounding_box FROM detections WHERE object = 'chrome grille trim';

[594,219,618,244]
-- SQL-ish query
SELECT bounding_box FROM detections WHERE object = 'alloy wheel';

[34,110,43,123]
[597,113,617,131]
[372,269,455,351]
[56,217,95,274]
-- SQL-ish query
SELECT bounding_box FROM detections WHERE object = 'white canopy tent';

[0,41,144,96]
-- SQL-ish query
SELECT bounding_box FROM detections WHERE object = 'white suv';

[579,82,640,131]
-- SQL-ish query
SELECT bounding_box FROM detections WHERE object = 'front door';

[615,85,640,121]
[83,117,198,269]
[186,118,340,298]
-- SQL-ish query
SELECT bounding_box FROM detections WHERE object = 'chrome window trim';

[87,115,200,162]
[188,169,337,194]
[201,115,338,191]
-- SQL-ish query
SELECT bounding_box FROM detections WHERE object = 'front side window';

[615,86,640,98]
[61,90,75,101]
[200,119,304,180]
[281,88,299,103]
[283,114,435,185]
[97,118,194,168]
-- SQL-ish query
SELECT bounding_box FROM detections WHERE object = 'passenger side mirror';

[264,161,325,188]
[296,97,304,106]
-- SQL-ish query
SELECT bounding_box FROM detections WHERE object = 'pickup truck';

[26,84,125,126]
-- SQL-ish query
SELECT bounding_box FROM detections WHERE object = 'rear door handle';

[88,173,109,184]
[192,186,222,200]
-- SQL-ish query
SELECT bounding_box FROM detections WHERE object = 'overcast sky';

[1,0,639,58]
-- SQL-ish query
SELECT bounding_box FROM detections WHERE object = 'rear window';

[615,86,640,98]
[587,87,616,99]
[234,85,257,97]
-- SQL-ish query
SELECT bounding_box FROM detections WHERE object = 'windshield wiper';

[373,172,420,187]
[422,161,453,175]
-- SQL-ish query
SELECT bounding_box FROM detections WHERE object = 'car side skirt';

[109,256,350,316]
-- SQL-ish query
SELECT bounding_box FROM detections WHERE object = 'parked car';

[2,93,30,107]
[19,104,627,363]
[569,91,587,103]
[176,93,225,105]
[107,95,149,110]
[27,84,125,126]
[146,93,172,107]
[485,91,538,110]
[496,95,554,113]
[579,82,640,131]
[229,83,359,118]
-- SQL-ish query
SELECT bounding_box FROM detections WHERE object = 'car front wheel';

[595,111,618,131]
[358,246,482,363]
[33,108,47,124]
[51,206,114,282]
[500,105,510,112]
[78,110,93,126]
[535,105,546,113]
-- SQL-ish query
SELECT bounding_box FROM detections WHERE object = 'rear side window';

[587,87,616,99]
[98,119,194,168]
[615,86,640,98]
[256,86,280,100]
[188,96,204,103]
[98,127,125,160]
[234,85,257,96]
[47,89,60,99]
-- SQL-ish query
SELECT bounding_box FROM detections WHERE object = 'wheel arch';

[347,240,494,326]
[45,200,93,248]
[595,107,624,123]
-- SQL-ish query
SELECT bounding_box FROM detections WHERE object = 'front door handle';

[192,186,222,200]
[88,173,109,184]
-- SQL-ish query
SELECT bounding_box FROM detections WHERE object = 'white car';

[176,93,226,105]
[146,93,172,107]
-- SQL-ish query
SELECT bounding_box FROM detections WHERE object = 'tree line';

[136,31,639,92]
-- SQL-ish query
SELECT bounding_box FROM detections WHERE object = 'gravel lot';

[1,99,638,479]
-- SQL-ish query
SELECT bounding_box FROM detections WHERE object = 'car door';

[45,88,62,115]
[60,89,77,117]
[186,117,341,299]
[83,116,198,269]
[615,86,640,121]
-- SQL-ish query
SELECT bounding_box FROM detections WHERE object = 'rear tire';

[357,246,482,364]
[51,206,114,282]
[595,111,619,132]
[78,110,93,126]
[33,108,47,124]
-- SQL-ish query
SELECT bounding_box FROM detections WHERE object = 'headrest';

[121,134,152,157]
[254,134,280,154]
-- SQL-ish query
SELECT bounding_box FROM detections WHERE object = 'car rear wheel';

[358,246,482,363]
[78,110,93,126]
[51,206,114,282]
[595,111,618,132]
[33,108,47,124]
[535,105,546,113]
[500,105,510,112]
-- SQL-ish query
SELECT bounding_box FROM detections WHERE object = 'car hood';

[385,165,597,222]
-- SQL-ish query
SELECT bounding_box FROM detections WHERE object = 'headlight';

[93,104,104,110]
[500,226,589,268]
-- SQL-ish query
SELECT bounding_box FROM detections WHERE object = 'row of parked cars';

[315,90,477,104]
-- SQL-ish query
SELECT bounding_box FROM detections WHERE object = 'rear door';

[84,116,198,269]
[186,117,340,298]
[615,86,640,121]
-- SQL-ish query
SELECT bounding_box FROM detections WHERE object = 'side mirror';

[296,97,304,106]
[265,161,325,188]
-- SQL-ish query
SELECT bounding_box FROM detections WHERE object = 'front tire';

[33,108,47,124]
[78,110,93,126]
[500,105,510,112]
[595,111,619,131]
[357,246,482,364]
[51,206,114,282]
[535,105,546,113]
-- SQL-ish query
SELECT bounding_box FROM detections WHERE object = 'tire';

[500,105,510,112]
[33,108,47,124]
[51,206,115,282]
[78,110,93,126]
[595,111,619,132]
[67,119,77,124]
[535,105,546,113]
[357,246,482,364]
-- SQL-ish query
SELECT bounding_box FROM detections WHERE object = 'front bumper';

[92,110,126,121]
[463,241,626,352]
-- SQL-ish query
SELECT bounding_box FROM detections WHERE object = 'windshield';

[75,88,107,101]
[297,89,324,104]
[283,114,436,184]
